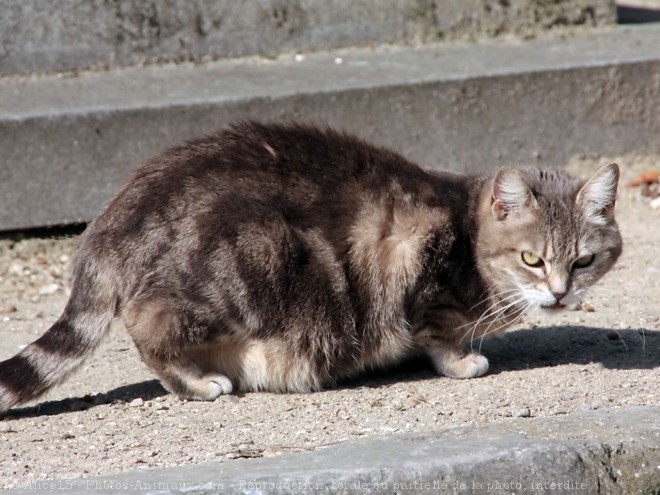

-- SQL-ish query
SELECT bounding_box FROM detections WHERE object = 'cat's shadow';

[2,326,657,419]
[344,325,659,388]
[476,325,658,373]
[1,380,168,420]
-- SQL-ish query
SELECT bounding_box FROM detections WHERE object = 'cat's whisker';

[477,302,531,353]
[635,327,646,351]
[454,290,522,337]
[477,299,528,341]
[466,295,528,350]
[457,295,519,345]
[465,287,521,315]
[609,329,630,353]
[608,327,647,353]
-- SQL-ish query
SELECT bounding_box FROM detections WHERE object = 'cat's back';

[129,121,417,191]
[85,122,437,247]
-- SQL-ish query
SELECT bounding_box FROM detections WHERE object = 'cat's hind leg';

[122,299,234,401]
[140,354,233,401]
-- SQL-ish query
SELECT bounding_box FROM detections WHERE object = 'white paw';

[434,351,489,379]
[459,353,489,379]
[206,374,233,397]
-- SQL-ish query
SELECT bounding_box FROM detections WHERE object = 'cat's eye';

[573,254,595,269]
[521,251,544,268]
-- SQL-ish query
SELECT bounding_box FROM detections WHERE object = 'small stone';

[379,426,397,433]
[294,54,305,62]
[0,423,15,433]
[62,432,76,440]
[39,283,60,295]
[129,398,144,407]
[517,408,532,418]
[8,262,25,276]
[0,305,17,314]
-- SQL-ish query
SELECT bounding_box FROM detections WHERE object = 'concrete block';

[0,0,615,76]
[1,24,659,231]
[6,406,659,494]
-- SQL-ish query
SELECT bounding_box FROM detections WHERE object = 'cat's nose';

[551,290,568,302]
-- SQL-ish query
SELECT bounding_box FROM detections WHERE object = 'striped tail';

[0,262,116,412]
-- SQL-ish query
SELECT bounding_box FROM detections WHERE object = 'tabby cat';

[0,122,622,411]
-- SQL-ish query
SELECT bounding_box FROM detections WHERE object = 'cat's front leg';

[425,344,489,379]
[414,321,489,379]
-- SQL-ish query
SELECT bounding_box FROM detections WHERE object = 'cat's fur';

[0,122,622,411]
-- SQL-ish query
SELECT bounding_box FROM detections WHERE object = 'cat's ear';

[576,163,619,224]
[491,167,537,221]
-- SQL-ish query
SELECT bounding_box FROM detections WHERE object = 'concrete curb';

[7,406,659,494]
[0,0,615,76]
[2,24,660,231]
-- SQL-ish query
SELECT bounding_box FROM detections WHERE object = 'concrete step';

[0,0,615,76]
[6,406,660,494]
[1,24,660,231]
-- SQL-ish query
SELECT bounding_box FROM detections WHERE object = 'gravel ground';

[0,156,659,489]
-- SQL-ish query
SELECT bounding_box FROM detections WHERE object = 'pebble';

[517,408,532,418]
[129,398,144,407]
[0,423,15,433]
[379,426,398,433]
[38,283,60,295]
[8,262,25,276]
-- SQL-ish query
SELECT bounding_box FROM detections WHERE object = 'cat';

[0,122,622,412]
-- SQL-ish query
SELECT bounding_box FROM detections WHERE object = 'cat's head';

[476,163,622,314]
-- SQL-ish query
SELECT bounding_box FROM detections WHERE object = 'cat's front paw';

[432,350,489,379]
[206,374,234,397]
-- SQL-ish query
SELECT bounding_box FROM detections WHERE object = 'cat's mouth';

[541,302,566,310]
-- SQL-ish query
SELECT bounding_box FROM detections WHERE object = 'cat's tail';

[0,260,118,412]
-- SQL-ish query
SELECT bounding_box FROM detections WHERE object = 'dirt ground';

[0,155,658,489]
